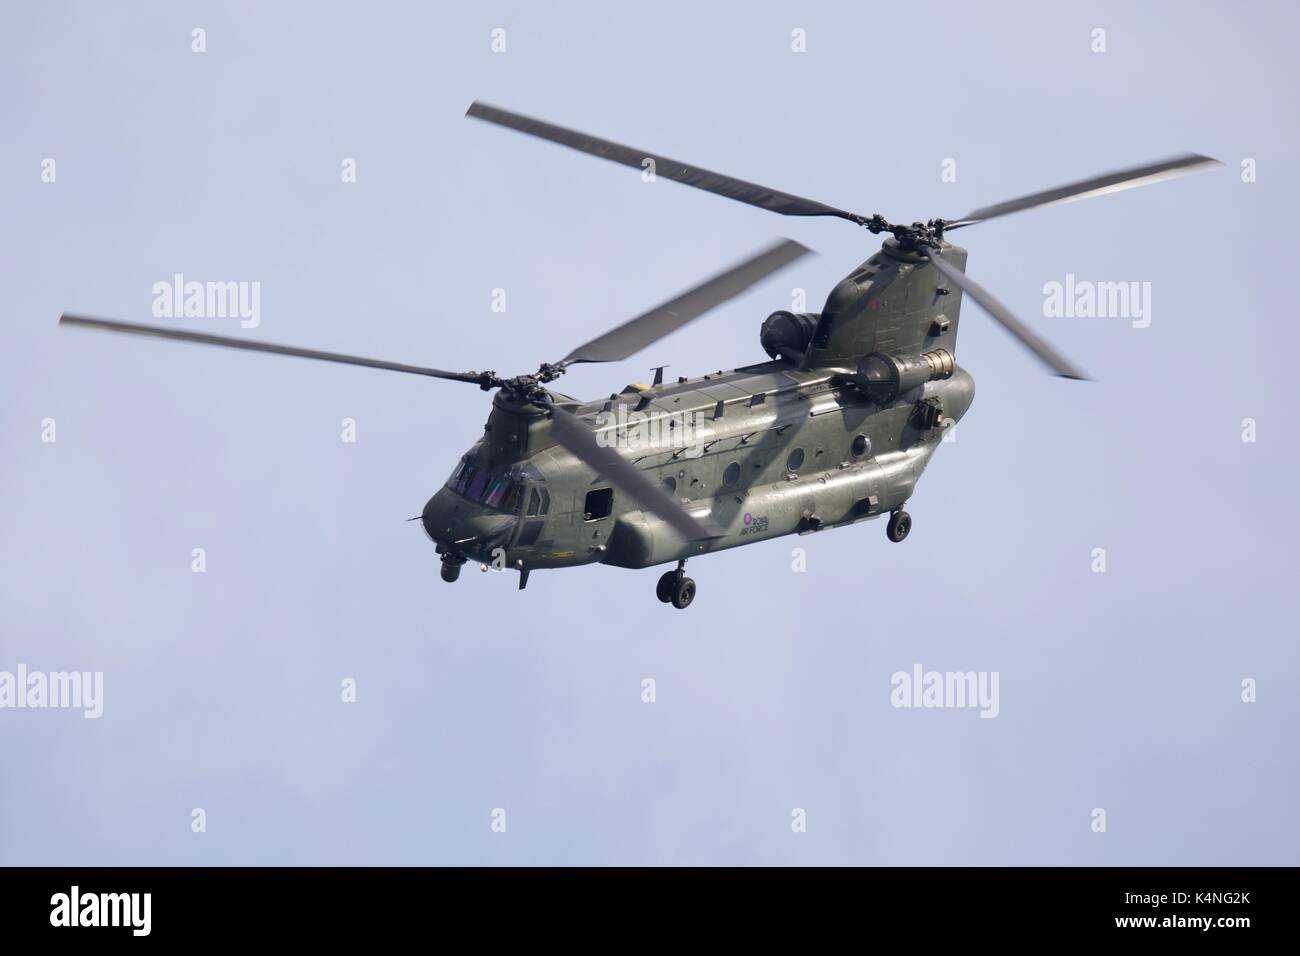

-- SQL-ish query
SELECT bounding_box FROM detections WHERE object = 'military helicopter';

[60,102,1220,608]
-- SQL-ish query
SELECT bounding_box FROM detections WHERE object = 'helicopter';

[60,102,1220,609]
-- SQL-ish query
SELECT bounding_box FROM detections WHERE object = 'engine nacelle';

[855,349,955,404]
[760,310,820,362]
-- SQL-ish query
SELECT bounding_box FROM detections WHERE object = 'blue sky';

[1,0,1296,865]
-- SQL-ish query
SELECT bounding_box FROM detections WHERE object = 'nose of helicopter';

[421,488,516,560]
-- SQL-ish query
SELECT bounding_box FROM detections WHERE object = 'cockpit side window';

[525,486,552,517]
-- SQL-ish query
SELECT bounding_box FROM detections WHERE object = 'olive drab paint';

[60,101,1220,608]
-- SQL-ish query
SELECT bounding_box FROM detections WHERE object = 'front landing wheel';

[671,576,697,610]
[440,557,465,582]
[655,570,676,603]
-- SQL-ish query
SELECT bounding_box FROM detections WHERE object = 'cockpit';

[445,460,521,512]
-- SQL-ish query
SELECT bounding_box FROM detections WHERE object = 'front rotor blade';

[59,314,497,385]
[922,252,1089,380]
[549,406,724,542]
[467,101,868,225]
[562,238,811,365]
[944,153,1221,230]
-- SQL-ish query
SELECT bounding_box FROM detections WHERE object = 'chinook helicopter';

[60,102,1219,608]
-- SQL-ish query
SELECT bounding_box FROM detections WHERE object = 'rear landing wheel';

[671,577,696,610]
[655,571,676,603]
[887,510,912,543]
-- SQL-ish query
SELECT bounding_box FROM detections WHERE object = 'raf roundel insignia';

[743,513,753,525]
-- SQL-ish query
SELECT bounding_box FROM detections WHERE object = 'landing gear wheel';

[886,510,912,543]
[655,571,676,603]
[440,556,465,583]
[671,576,696,610]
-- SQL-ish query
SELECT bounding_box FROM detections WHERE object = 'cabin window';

[786,447,806,472]
[584,488,613,522]
[662,476,677,495]
[852,434,871,458]
[722,462,741,488]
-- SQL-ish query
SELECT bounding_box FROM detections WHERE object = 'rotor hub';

[862,213,948,249]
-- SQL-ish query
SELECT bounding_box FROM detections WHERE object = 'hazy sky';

[2,0,1296,865]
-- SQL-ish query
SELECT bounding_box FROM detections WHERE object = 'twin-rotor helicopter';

[62,102,1219,608]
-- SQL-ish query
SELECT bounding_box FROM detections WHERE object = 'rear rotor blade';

[944,153,1221,229]
[921,251,1089,380]
[467,101,869,225]
[562,238,812,365]
[59,314,497,386]
[549,406,724,542]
